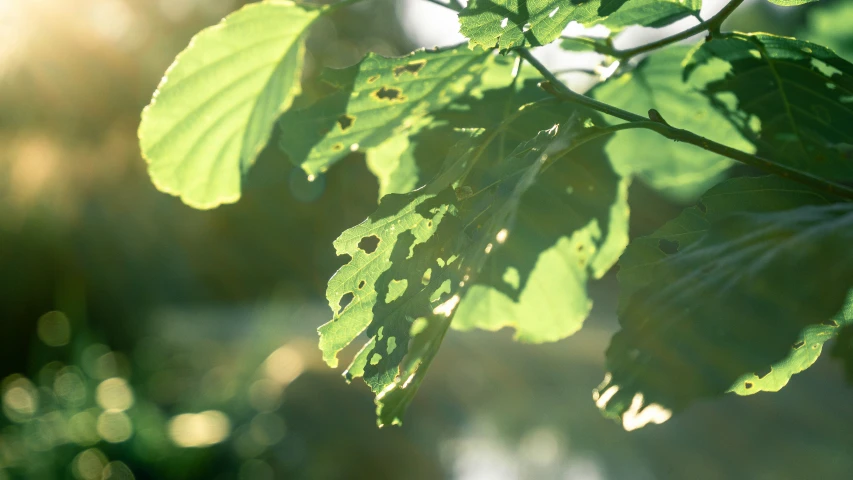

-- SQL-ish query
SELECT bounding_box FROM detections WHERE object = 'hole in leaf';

[358,235,380,254]
[358,280,366,289]
[755,366,772,379]
[697,201,707,214]
[393,60,426,77]
[373,86,404,101]
[337,292,354,315]
[744,382,753,389]
[824,319,839,327]
[421,268,432,286]
[332,143,344,151]
[577,244,584,252]
[792,340,805,349]
[337,114,355,131]
[367,75,380,83]
[658,239,679,255]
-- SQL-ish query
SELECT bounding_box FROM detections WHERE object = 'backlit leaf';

[279,46,495,194]
[139,1,319,208]
[593,46,752,202]
[459,0,701,51]
[319,119,608,425]
[598,175,853,430]
[684,33,853,182]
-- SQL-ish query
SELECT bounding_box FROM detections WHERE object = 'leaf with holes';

[593,46,752,202]
[139,1,320,209]
[451,130,629,342]
[319,120,598,424]
[279,46,495,194]
[597,175,853,430]
[459,0,702,51]
[684,33,853,182]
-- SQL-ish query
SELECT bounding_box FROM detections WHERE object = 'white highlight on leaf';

[484,243,493,254]
[621,393,672,431]
[433,294,461,317]
[596,60,620,81]
[594,385,619,409]
[501,17,508,29]
[350,143,359,152]
[549,7,559,18]
[307,174,316,182]
[496,228,509,244]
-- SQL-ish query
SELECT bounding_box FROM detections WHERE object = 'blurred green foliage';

[2,0,853,479]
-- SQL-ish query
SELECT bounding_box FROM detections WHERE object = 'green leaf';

[319,119,606,424]
[451,131,629,342]
[278,46,495,194]
[801,1,853,62]
[598,175,853,430]
[600,0,702,31]
[684,33,853,182]
[831,295,853,384]
[139,1,320,209]
[459,0,701,51]
[593,46,752,202]
[766,0,817,6]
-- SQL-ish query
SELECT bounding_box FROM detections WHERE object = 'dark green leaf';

[279,46,495,197]
[459,0,701,51]
[684,33,853,182]
[598,175,853,430]
[139,1,320,208]
[801,1,853,62]
[593,46,752,202]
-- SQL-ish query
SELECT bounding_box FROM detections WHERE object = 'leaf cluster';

[138,0,853,429]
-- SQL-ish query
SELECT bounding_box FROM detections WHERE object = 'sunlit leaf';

[597,175,853,430]
[684,33,853,182]
[766,0,817,6]
[600,0,702,31]
[319,119,604,424]
[593,46,751,202]
[459,0,701,51]
[139,1,320,208]
[279,46,495,196]
[451,131,629,342]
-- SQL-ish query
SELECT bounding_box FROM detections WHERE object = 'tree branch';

[563,0,746,61]
[516,48,853,201]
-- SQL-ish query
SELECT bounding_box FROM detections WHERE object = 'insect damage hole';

[393,60,426,77]
[358,235,380,254]
[337,292,354,315]
[373,86,404,101]
[337,114,355,131]
[358,280,366,289]
[658,239,679,255]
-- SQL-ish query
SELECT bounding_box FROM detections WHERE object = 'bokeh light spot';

[36,311,71,347]
[96,378,134,411]
[2,377,38,422]
[264,345,304,386]
[102,460,135,480]
[73,448,107,480]
[168,410,230,448]
[96,410,133,443]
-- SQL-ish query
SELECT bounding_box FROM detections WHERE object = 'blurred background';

[1,0,853,478]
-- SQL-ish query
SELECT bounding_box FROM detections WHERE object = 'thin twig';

[516,48,853,201]
[561,0,746,61]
